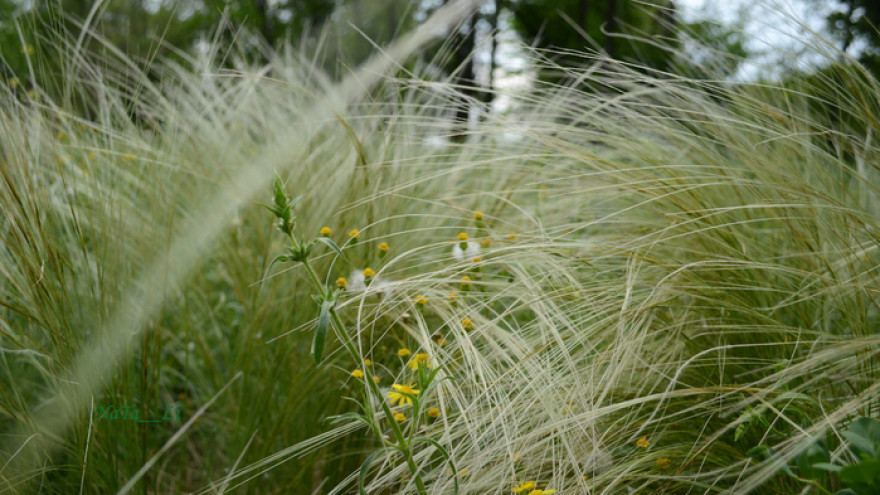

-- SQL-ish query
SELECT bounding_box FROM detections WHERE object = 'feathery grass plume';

[0,0,486,492]
[2,3,880,494]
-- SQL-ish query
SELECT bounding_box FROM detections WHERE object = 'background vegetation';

[1,0,880,493]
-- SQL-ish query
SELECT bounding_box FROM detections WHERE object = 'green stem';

[289,234,428,494]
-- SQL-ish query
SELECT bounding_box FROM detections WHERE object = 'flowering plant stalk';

[264,175,456,495]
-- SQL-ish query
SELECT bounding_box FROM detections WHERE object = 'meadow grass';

[1,14,880,494]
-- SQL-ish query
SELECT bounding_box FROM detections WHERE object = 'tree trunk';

[604,0,616,58]
[842,0,855,53]
[253,0,275,46]
[579,0,589,31]
[451,12,477,142]
[489,0,500,94]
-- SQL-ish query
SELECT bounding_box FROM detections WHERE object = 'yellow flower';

[372,375,381,384]
[448,291,458,301]
[349,229,360,238]
[362,267,376,278]
[460,276,472,289]
[407,353,431,370]
[388,384,419,406]
[414,295,428,305]
[507,233,517,240]
[350,369,364,378]
[512,481,536,493]
[364,359,372,366]
[433,335,448,346]
[472,257,482,263]
[457,232,469,241]
[636,436,650,448]
[378,242,390,252]
[656,457,671,469]
[462,318,474,330]
[473,210,484,220]
[427,407,440,418]
[481,238,492,248]
[394,412,406,422]
[398,348,411,357]
[336,277,347,288]
[320,226,332,236]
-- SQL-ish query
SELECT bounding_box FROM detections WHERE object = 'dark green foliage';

[824,0,880,75]
[509,0,678,80]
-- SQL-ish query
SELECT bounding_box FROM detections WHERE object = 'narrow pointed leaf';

[359,448,391,495]
[312,300,334,364]
[316,236,348,263]
[413,436,459,495]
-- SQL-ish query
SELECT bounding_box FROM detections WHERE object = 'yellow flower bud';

[378,242,390,252]
[398,348,411,357]
[336,277,347,288]
[320,226,332,236]
[349,229,360,239]
[362,267,376,278]
[427,407,440,418]
[457,232,469,241]
[350,369,364,378]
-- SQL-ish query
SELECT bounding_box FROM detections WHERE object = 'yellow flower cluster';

[407,353,431,370]
[388,384,419,406]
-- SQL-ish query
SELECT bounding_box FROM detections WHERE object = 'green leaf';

[839,459,880,487]
[359,448,391,495]
[267,255,289,270]
[774,392,821,408]
[842,417,880,459]
[413,436,459,495]
[813,462,843,473]
[797,440,830,478]
[326,412,370,428]
[316,236,348,263]
[258,202,281,217]
[312,300,334,364]
[747,445,795,477]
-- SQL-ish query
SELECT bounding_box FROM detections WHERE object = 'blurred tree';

[508,0,680,80]
[824,0,880,75]
[677,19,748,78]
[0,0,340,83]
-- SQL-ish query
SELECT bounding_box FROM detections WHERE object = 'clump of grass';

[2,9,880,494]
